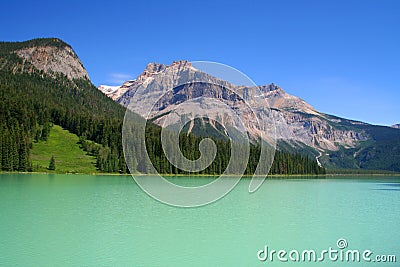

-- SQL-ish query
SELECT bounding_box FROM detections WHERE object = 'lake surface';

[0,174,399,266]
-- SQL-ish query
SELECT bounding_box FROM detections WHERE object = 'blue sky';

[1,0,399,126]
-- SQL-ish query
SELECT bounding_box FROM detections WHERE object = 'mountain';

[100,60,400,172]
[106,61,367,151]
[392,124,400,129]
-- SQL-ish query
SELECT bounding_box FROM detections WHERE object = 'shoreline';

[1,171,399,177]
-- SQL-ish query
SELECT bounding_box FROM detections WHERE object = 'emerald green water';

[0,174,399,266]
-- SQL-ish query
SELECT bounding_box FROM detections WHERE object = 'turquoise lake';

[0,174,399,266]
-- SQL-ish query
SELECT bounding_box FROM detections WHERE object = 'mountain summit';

[0,38,89,80]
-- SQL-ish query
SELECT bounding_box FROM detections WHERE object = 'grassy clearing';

[30,125,98,173]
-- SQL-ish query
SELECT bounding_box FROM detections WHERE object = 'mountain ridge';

[100,61,369,151]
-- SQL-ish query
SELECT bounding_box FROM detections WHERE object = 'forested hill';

[0,38,69,53]
[0,39,127,172]
[0,38,325,175]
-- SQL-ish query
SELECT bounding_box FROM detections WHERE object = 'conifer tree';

[48,156,56,170]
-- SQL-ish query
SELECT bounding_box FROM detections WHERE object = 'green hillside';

[30,125,97,173]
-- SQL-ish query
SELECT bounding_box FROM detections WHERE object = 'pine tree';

[48,156,56,170]
[18,138,28,171]
[2,129,10,171]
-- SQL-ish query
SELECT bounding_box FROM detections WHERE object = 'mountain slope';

[102,60,400,172]
[30,124,98,173]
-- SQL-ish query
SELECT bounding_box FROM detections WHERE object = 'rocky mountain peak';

[144,62,166,74]
[170,60,192,68]
[258,83,282,93]
[143,61,192,74]
[3,38,89,80]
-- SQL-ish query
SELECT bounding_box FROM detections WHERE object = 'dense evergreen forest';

[0,39,325,175]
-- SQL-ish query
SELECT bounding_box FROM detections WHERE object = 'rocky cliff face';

[103,61,369,154]
[15,45,89,80]
[3,38,89,80]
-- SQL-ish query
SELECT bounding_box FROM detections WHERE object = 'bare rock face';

[15,44,89,80]
[273,111,368,151]
[257,84,318,115]
[104,61,370,154]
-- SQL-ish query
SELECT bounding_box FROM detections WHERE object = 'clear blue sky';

[1,0,399,126]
